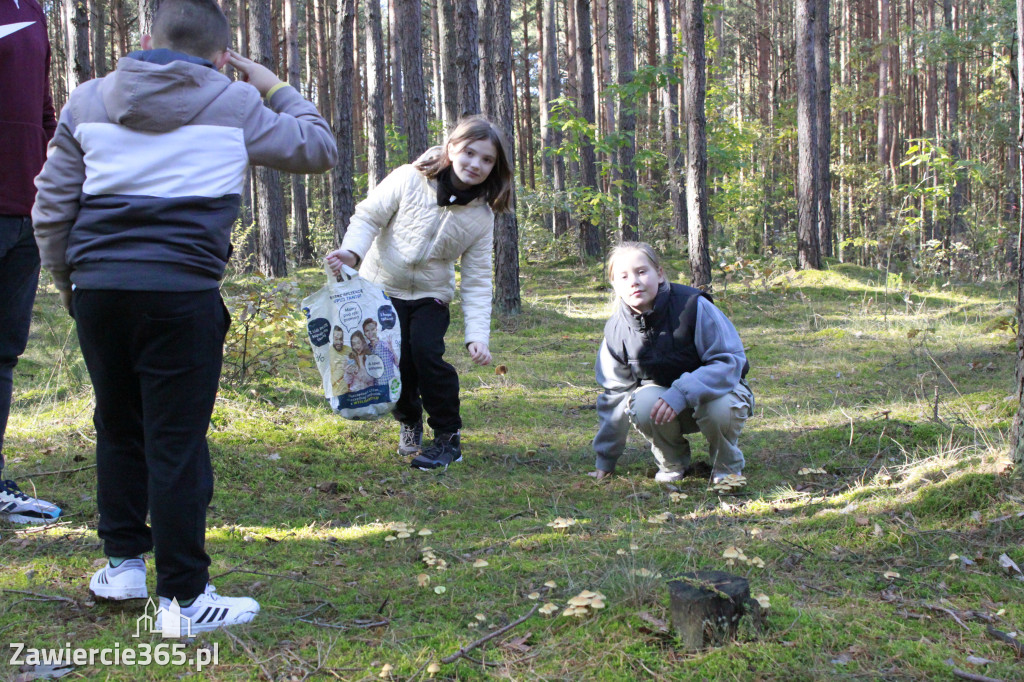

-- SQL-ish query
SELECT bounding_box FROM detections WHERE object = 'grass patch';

[1,257,1021,680]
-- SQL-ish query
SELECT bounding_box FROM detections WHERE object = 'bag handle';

[325,260,359,284]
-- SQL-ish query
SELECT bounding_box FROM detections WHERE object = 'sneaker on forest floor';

[654,470,685,483]
[711,470,743,485]
[156,584,260,634]
[410,432,461,471]
[90,558,148,600]
[397,422,424,456]
[0,479,62,525]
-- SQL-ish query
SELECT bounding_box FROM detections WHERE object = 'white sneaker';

[712,471,744,485]
[654,470,685,483]
[90,558,148,600]
[0,479,62,524]
[157,584,260,633]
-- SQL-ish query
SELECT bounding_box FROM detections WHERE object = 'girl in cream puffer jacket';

[326,116,514,471]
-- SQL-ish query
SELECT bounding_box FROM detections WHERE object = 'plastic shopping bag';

[300,264,401,419]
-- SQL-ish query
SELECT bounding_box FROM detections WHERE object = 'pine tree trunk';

[659,0,685,238]
[485,0,521,315]
[1013,0,1024,468]
[285,0,313,264]
[398,0,430,159]
[438,0,460,128]
[139,0,159,40]
[796,0,822,270]
[815,0,833,258]
[91,0,106,77]
[333,0,357,243]
[389,0,407,137]
[943,0,965,244]
[366,0,388,186]
[540,0,568,235]
[576,0,601,257]
[456,0,480,115]
[250,0,288,276]
[682,0,710,285]
[520,4,536,189]
[614,0,639,242]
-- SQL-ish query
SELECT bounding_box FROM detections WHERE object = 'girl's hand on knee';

[467,342,491,366]
[651,398,677,425]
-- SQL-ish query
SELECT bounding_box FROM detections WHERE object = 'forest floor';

[2,252,1022,681]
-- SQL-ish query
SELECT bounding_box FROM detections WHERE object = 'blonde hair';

[606,241,664,281]
[415,115,514,213]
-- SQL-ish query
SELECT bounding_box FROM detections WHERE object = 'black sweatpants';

[74,288,228,601]
[391,297,461,435]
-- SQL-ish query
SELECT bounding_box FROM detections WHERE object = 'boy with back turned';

[32,0,337,631]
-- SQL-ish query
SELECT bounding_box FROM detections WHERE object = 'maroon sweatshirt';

[0,0,57,216]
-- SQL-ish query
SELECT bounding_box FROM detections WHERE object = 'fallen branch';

[221,627,274,681]
[986,625,1024,658]
[922,603,970,631]
[0,589,76,604]
[23,463,96,478]
[441,604,539,665]
[296,617,389,631]
[951,668,1003,682]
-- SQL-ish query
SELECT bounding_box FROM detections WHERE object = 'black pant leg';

[74,290,152,560]
[391,297,422,426]
[405,298,461,435]
[76,289,227,600]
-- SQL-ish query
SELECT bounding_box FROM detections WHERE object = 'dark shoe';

[410,432,462,470]
[397,422,424,456]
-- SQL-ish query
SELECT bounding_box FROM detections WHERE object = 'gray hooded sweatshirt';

[32,49,337,294]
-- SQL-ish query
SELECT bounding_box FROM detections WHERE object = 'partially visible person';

[344,330,375,391]
[325,115,513,470]
[590,242,754,485]
[329,325,352,396]
[32,0,336,630]
[362,318,397,388]
[0,0,63,525]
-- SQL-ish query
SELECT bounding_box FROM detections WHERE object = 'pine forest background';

[45,0,1021,302]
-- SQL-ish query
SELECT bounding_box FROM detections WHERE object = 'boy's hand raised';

[227,50,283,97]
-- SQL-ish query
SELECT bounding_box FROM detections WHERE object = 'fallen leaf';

[13,664,75,681]
[883,570,900,580]
[637,611,670,632]
[998,553,1022,575]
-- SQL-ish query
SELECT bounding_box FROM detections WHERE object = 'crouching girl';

[590,242,754,484]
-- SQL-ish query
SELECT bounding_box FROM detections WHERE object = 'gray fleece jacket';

[592,283,750,472]
[32,49,337,295]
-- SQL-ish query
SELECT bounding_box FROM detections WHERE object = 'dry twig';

[441,604,539,664]
[986,625,1024,658]
[951,668,1003,682]
[221,627,274,681]
[922,603,970,631]
[0,589,76,604]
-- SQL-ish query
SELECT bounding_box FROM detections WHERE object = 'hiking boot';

[0,479,62,524]
[397,422,424,456]
[410,432,461,471]
[156,583,260,634]
[90,558,148,600]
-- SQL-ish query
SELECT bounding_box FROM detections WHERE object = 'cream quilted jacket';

[339,149,495,346]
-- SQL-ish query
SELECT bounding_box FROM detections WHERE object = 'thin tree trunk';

[943,0,965,243]
[438,0,459,128]
[250,0,289,276]
[540,0,568,235]
[614,0,639,242]
[333,0,357,243]
[659,0,685,238]
[398,0,430,158]
[682,0,710,284]
[576,0,600,257]
[521,3,535,188]
[91,0,106,77]
[796,0,821,270]
[815,0,833,257]
[366,0,388,186]
[456,0,480,115]
[390,0,407,138]
[485,0,521,315]
[1013,0,1024,466]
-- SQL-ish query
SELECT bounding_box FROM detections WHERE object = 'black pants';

[0,216,40,472]
[74,288,228,600]
[391,297,461,435]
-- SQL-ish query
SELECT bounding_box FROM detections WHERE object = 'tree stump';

[667,571,750,650]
